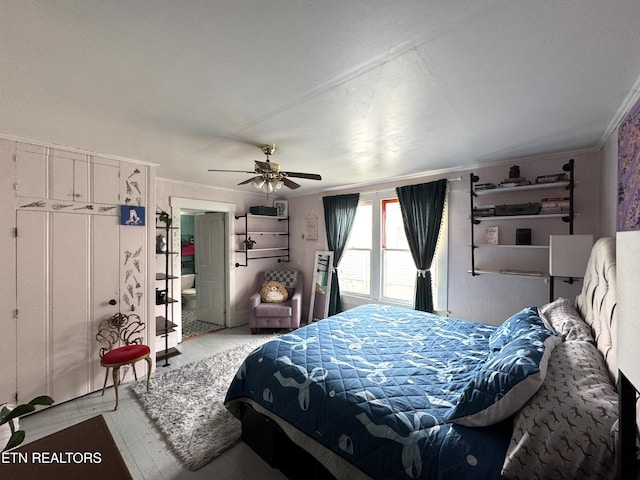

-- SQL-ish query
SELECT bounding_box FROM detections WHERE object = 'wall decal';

[52,203,73,210]
[20,200,46,208]
[19,198,118,215]
[122,245,144,312]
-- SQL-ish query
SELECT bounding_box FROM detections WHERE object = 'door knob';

[108,299,117,306]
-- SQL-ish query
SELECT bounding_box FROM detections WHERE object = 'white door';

[16,210,49,403]
[91,215,122,387]
[16,211,120,403]
[194,213,226,325]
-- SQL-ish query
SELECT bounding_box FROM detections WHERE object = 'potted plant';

[1,395,54,452]
[158,210,172,227]
[244,237,257,250]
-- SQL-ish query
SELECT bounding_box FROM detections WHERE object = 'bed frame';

[619,373,637,478]
[239,403,335,480]
[238,237,636,479]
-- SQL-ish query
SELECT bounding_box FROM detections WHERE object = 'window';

[381,199,415,302]
[339,191,448,311]
[338,202,372,295]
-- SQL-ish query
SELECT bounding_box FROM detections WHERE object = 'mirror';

[308,250,334,323]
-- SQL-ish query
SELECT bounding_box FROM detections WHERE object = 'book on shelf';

[474,182,497,191]
[499,269,543,276]
[535,173,568,184]
[473,206,496,217]
[540,196,570,214]
[541,196,570,204]
[541,202,570,206]
[499,177,531,188]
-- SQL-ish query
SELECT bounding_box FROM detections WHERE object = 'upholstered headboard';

[575,237,617,381]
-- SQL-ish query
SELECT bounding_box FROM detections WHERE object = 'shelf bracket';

[562,159,575,234]
[469,173,479,275]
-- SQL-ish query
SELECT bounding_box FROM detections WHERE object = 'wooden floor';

[20,324,287,480]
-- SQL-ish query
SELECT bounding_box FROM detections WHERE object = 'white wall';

[600,132,619,238]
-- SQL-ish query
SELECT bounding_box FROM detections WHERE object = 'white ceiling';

[2,1,640,197]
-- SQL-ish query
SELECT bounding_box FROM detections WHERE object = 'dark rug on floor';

[182,308,225,339]
[2,415,132,479]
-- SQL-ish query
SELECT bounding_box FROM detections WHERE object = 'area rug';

[129,336,276,471]
[2,415,132,479]
[181,308,226,339]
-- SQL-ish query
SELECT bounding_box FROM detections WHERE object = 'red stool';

[96,313,152,410]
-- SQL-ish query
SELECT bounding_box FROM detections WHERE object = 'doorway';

[170,197,237,342]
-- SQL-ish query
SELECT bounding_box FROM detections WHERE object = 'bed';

[225,237,623,479]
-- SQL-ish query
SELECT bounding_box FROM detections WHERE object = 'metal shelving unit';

[155,212,180,365]
[469,159,575,277]
[234,213,290,267]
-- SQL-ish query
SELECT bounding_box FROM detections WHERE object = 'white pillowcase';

[539,297,594,342]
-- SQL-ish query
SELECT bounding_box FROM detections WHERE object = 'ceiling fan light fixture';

[252,177,265,189]
[260,181,275,193]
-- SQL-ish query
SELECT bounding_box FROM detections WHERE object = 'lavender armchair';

[249,270,303,334]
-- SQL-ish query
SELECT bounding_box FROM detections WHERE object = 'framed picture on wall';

[120,205,145,226]
[618,96,640,231]
[485,226,499,244]
[274,200,288,217]
[305,212,318,240]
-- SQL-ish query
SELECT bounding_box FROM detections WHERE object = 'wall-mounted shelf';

[473,213,568,221]
[468,268,548,278]
[234,214,290,267]
[471,244,549,250]
[155,213,181,365]
[474,181,570,196]
[469,159,575,277]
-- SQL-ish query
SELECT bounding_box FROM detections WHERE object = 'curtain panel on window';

[322,193,360,316]
[396,179,447,312]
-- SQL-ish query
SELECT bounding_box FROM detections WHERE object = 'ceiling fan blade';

[283,171,322,181]
[238,176,261,185]
[208,169,256,174]
[255,160,280,172]
[282,177,301,189]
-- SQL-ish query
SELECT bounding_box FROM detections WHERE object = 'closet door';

[50,212,91,401]
[16,210,48,402]
[16,211,120,403]
[91,214,121,388]
[51,149,89,202]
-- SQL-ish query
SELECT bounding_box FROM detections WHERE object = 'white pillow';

[539,297,594,342]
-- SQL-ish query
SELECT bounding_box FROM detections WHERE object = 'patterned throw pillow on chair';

[261,281,289,303]
[264,270,298,288]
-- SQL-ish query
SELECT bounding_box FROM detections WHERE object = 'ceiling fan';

[208,144,322,193]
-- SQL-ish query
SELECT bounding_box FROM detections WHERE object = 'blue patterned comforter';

[225,304,512,479]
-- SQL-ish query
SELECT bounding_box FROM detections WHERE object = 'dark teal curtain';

[322,193,360,316]
[396,179,447,312]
